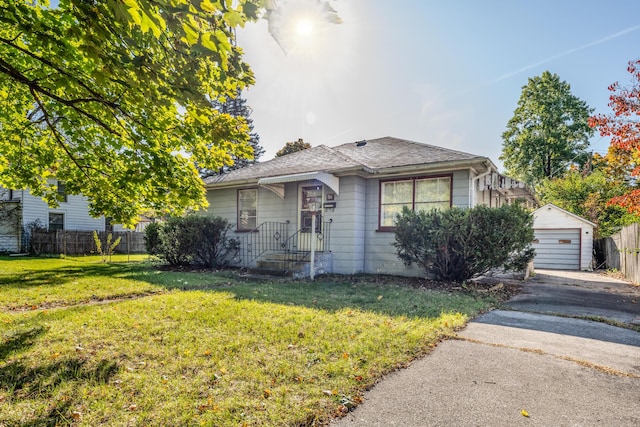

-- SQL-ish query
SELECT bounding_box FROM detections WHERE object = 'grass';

[0,256,499,426]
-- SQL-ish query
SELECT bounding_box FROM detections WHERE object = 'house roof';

[533,203,597,228]
[204,136,491,187]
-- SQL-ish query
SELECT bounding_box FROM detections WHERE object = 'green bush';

[144,215,236,268]
[394,204,535,282]
[143,221,162,255]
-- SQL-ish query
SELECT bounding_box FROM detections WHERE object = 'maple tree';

[0,0,263,226]
[589,59,640,215]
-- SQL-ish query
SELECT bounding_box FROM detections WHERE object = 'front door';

[298,183,323,251]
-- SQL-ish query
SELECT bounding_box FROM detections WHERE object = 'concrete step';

[256,259,307,271]
[260,252,311,262]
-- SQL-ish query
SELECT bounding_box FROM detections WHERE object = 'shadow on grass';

[0,326,46,361]
[0,258,494,319]
[0,357,119,426]
[0,263,143,289]
[217,277,493,319]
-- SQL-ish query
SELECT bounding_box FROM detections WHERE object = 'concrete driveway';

[332,270,640,426]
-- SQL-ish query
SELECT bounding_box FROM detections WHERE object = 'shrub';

[143,221,162,255]
[146,215,236,268]
[394,204,535,282]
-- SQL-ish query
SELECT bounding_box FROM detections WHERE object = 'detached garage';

[532,204,596,271]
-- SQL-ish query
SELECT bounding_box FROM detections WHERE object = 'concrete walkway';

[332,270,640,426]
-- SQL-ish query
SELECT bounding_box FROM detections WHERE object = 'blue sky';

[237,0,640,167]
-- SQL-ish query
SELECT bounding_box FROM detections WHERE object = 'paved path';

[332,270,640,426]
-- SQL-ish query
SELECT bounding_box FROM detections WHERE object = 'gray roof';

[204,136,489,186]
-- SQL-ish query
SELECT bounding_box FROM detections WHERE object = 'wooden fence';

[595,222,640,284]
[30,230,146,256]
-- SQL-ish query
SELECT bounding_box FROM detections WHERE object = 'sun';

[266,0,341,54]
[295,17,315,38]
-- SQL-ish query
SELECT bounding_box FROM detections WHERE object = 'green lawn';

[0,256,499,426]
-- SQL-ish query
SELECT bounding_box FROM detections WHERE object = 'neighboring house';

[204,136,536,277]
[532,203,596,271]
[0,181,109,253]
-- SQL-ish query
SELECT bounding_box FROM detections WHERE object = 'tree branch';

[0,56,121,137]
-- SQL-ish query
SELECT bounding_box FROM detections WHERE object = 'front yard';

[0,256,504,426]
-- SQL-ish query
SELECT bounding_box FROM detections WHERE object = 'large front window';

[379,176,451,228]
[237,189,257,231]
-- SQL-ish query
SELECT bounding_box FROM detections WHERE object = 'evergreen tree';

[200,93,264,177]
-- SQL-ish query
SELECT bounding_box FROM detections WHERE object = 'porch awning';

[257,171,340,199]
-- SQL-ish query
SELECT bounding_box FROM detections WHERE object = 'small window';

[237,189,257,231]
[57,181,67,203]
[49,213,64,231]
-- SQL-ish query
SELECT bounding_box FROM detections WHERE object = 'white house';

[204,137,537,277]
[532,203,596,271]
[0,181,106,252]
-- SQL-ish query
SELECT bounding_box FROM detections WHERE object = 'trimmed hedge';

[394,204,534,282]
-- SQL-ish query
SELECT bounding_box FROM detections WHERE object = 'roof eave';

[361,157,493,177]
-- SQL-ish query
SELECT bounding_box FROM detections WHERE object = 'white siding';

[533,205,594,271]
[326,176,366,274]
[205,184,298,241]
[20,188,105,231]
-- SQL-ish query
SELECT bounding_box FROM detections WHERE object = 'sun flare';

[295,18,315,37]
[266,0,341,54]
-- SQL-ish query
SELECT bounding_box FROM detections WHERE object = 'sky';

[236,0,640,168]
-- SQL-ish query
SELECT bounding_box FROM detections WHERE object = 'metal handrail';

[232,221,289,268]
[233,220,332,270]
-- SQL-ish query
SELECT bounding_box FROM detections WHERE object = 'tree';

[275,138,311,157]
[500,71,594,188]
[200,92,264,177]
[537,168,639,237]
[0,0,262,226]
[589,59,640,215]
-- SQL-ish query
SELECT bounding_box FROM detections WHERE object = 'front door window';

[300,185,322,233]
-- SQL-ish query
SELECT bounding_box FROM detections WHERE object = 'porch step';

[260,252,311,262]
[247,252,311,278]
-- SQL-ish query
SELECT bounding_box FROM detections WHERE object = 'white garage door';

[533,229,580,270]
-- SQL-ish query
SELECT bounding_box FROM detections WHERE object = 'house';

[532,203,596,271]
[0,180,150,253]
[204,136,536,277]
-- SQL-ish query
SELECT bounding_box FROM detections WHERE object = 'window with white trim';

[379,176,451,229]
[237,189,257,230]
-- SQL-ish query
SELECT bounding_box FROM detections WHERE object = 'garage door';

[533,229,580,270]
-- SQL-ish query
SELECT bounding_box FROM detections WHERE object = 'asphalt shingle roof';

[204,136,488,186]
